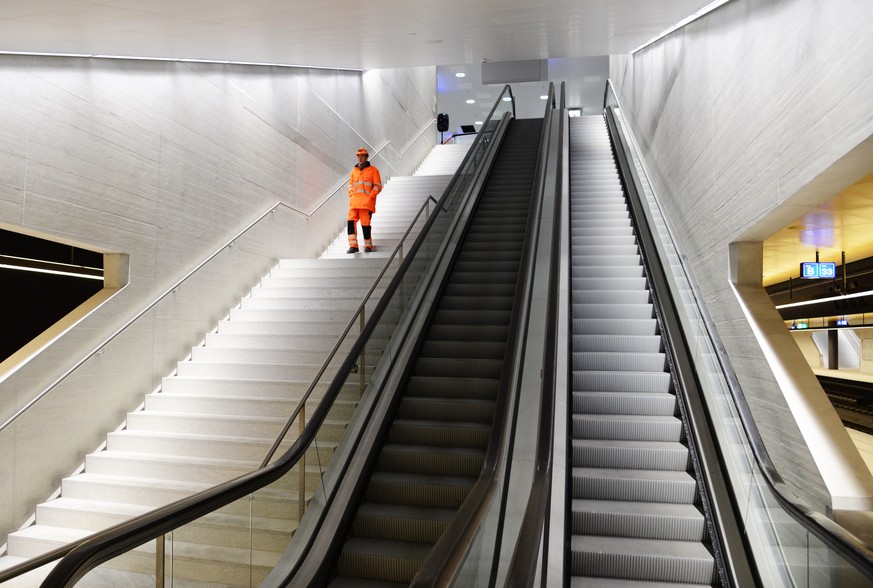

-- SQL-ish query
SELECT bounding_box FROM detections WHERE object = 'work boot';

[364,246,373,253]
[347,247,359,254]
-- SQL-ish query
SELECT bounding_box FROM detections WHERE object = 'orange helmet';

[356,147,369,157]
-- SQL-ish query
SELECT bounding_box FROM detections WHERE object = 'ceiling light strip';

[0,51,361,72]
[632,0,733,54]
[774,289,873,310]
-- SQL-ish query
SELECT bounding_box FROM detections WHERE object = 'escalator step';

[571,439,690,471]
[571,278,648,292]
[572,414,683,442]
[425,324,509,342]
[398,396,495,423]
[572,266,643,279]
[570,536,714,585]
[572,290,649,305]
[571,499,705,541]
[353,502,455,543]
[443,282,517,297]
[432,309,512,326]
[379,444,485,477]
[573,302,652,320]
[572,334,661,353]
[366,471,475,509]
[569,578,710,588]
[571,468,698,504]
[421,340,506,359]
[572,351,665,372]
[573,370,671,393]
[336,537,431,583]
[388,419,491,448]
[439,295,514,311]
[406,376,499,399]
[448,271,518,285]
[572,391,675,416]
[413,357,502,379]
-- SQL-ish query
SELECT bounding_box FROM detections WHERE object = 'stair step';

[388,419,491,448]
[573,303,652,320]
[572,414,683,442]
[573,351,665,372]
[572,334,660,353]
[336,537,432,583]
[571,499,705,542]
[572,391,676,416]
[366,472,475,509]
[379,444,485,477]
[574,370,672,393]
[571,468,697,503]
[570,535,714,585]
[413,357,502,379]
[353,502,454,543]
[571,439,690,470]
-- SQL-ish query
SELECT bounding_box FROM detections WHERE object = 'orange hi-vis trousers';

[347,208,373,249]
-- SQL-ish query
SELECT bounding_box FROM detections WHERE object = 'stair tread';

[357,502,455,521]
[571,535,713,559]
[572,499,703,518]
[342,537,432,559]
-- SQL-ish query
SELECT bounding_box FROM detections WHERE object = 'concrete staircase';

[0,143,468,586]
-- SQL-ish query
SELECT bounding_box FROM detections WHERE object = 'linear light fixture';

[0,51,361,71]
[774,289,873,310]
[632,0,733,54]
[0,255,103,281]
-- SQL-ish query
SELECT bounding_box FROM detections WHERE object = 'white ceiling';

[0,0,714,70]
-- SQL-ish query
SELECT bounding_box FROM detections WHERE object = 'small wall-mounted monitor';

[460,125,476,134]
[800,261,836,279]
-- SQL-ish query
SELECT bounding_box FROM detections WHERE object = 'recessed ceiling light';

[502,97,512,102]
[539,95,548,100]
[466,99,475,104]
[455,72,466,78]
[475,121,483,125]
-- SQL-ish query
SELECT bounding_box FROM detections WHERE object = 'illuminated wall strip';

[0,51,362,72]
[632,0,733,54]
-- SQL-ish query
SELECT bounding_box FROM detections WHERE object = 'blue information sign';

[800,261,836,279]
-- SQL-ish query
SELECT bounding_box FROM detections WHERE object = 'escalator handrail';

[411,82,557,587]
[503,81,564,587]
[602,79,873,577]
[37,86,517,588]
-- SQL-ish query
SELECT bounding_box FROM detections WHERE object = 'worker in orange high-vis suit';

[347,147,382,253]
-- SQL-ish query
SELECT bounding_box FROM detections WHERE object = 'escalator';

[567,115,715,585]
[329,117,542,585]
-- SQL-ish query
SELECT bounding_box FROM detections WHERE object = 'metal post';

[359,312,367,398]
[298,404,306,522]
[156,534,165,587]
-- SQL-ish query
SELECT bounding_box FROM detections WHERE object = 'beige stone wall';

[0,55,436,543]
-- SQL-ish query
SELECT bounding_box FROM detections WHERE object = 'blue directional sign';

[800,261,836,279]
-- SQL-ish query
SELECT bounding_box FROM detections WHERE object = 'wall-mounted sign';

[800,261,836,279]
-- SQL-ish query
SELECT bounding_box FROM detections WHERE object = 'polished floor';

[813,367,873,475]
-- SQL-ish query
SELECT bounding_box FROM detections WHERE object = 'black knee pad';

[347,220,356,235]
[362,225,372,240]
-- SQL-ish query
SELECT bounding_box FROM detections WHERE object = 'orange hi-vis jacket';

[348,162,382,212]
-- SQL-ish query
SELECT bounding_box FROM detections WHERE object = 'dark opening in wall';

[1,229,104,363]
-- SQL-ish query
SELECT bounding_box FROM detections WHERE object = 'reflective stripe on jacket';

[348,163,382,211]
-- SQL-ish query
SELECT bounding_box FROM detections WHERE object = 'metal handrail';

[0,201,300,434]
[259,193,442,467]
[25,95,506,587]
[602,79,873,576]
[412,82,555,587]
